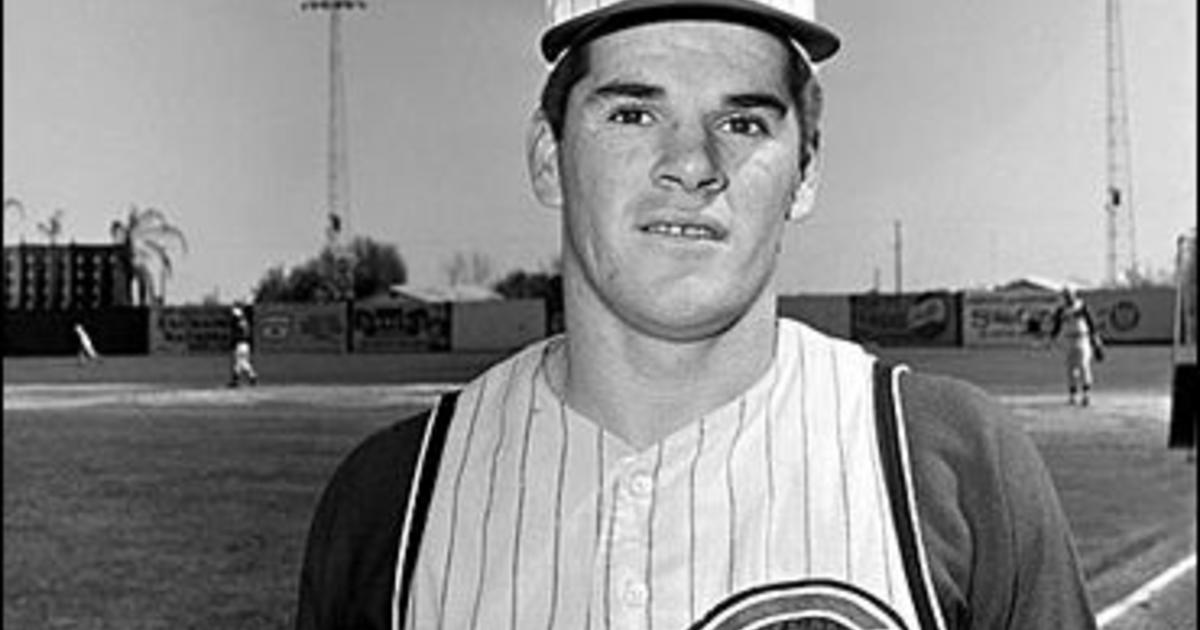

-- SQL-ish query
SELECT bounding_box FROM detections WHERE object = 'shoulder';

[779,317,874,368]
[453,335,558,402]
[893,369,1047,520]
[325,413,433,499]
[896,370,1025,461]
[892,369,1093,626]
[296,408,439,630]
[306,408,439,557]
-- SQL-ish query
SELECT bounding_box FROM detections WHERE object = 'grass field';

[3,346,1195,629]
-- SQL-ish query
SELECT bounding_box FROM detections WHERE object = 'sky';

[4,0,1195,303]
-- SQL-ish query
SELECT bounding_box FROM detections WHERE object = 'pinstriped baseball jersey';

[398,318,946,629]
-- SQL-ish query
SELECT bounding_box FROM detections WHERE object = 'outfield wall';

[148,306,238,355]
[3,308,149,356]
[1080,287,1174,345]
[351,300,451,353]
[850,292,961,347]
[962,291,1060,347]
[254,303,348,354]
[450,299,546,351]
[3,288,1177,356]
[777,294,851,339]
[962,288,1173,347]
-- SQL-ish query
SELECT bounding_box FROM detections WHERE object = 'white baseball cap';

[540,0,841,63]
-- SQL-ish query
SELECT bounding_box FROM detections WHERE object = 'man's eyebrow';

[725,93,789,117]
[583,82,789,117]
[587,80,664,102]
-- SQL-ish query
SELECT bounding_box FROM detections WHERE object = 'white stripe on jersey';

[392,393,452,630]
[889,366,950,630]
[403,318,941,629]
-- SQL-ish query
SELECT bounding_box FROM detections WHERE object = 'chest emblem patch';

[691,579,908,630]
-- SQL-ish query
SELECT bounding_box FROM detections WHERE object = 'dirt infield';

[4,345,1194,628]
[2,383,456,412]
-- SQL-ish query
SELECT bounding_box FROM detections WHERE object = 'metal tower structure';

[302,0,364,298]
[302,1,364,248]
[1105,0,1138,285]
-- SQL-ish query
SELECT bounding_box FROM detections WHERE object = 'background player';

[228,305,257,387]
[73,322,100,366]
[296,1,1096,628]
[1048,286,1104,406]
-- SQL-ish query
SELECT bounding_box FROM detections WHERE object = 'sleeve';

[1048,307,1065,339]
[294,412,431,630]
[1082,306,1098,337]
[900,372,1096,630]
[993,408,1097,630]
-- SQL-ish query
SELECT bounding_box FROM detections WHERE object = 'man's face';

[548,20,807,340]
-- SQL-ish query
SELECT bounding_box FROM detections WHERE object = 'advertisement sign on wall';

[351,300,450,352]
[963,288,1174,347]
[1081,287,1173,344]
[148,307,190,354]
[149,306,234,354]
[962,290,1060,347]
[850,292,960,347]
[254,303,348,353]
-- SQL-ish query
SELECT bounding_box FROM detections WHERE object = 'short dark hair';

[538,37,823,171]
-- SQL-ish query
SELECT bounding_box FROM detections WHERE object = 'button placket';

[604,456,656,629]
[622,578,650,607]
[628,471,654,498]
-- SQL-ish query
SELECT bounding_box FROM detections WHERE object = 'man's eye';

[607,108,654,126]
[721,116,770,137]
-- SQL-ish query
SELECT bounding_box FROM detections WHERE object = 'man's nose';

[652,124,728,196]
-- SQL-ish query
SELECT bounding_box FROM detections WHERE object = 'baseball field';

[3,345,1195,629]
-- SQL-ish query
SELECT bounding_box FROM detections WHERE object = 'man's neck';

[548,293,779,451]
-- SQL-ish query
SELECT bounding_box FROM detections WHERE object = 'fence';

[254,303,348,354]
[850,292,961,347]
[3,307,149,356]
[3,288,1178,356]
[148,306,237,355]
[778,294,852,339]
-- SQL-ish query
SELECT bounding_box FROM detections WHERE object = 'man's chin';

[622,294,747,342]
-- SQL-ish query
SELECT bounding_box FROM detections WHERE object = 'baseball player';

[1047,287,1103,406]
[73,322,100,366]
[296,2,1096,628]
[228,305,258,387]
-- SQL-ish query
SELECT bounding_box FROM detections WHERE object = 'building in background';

[4,243,133,311]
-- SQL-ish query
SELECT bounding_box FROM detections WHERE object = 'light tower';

[893,219,903,294]
[302,0,365,298]
[1105,0,1138,285]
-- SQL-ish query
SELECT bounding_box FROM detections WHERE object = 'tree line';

[5,195,561,307]
[250,238,563,307]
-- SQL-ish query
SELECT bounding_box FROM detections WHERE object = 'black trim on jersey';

[394,390,460,627]
[687,578,908,630]
[872,361,941,630]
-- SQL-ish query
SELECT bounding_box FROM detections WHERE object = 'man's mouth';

[639,221,725,241]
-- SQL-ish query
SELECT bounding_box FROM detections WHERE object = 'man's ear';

[527,111,563,209]
[787,150,820,222]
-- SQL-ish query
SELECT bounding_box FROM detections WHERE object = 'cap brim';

[540,0,840,63]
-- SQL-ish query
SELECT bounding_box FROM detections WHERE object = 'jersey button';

[623,580,649,607]
[628,472,653,498]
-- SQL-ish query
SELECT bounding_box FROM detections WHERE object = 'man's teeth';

[644,223,718,239]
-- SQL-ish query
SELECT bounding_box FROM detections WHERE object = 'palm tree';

[36,209,65,245]
[109,204,188,306]
[3,198,25,242]
[3,197,24,222]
